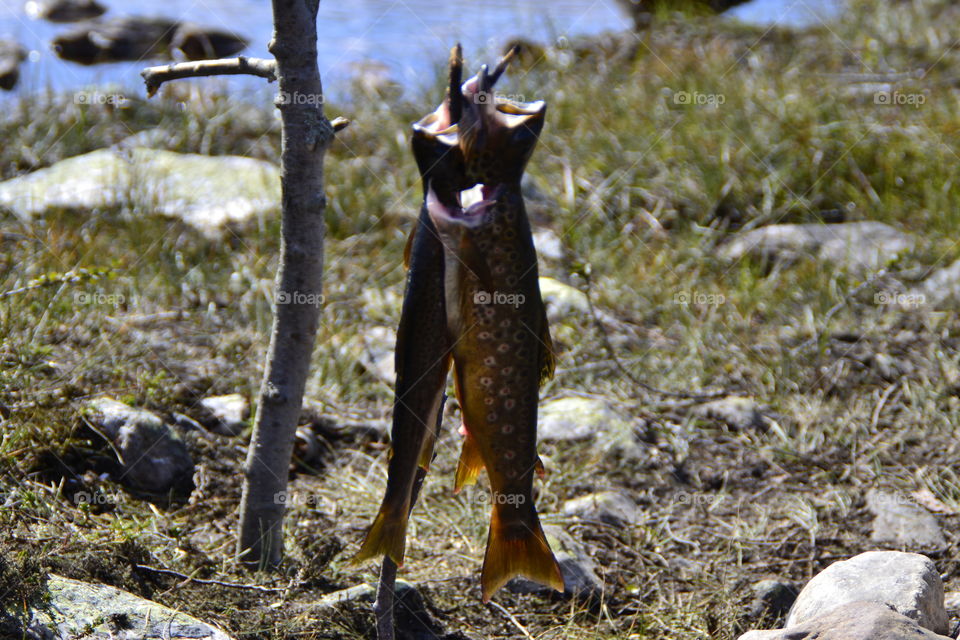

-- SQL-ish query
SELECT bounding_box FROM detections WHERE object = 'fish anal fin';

[454,427,485,492]
[353,505,408,567]
[480,506,564,602]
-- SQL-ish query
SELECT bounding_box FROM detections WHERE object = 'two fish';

[355,46,563,602]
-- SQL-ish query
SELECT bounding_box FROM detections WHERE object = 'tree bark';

[236,0,333,569]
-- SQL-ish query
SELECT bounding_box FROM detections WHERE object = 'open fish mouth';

[412,44,545,169]
[426,182,504,229]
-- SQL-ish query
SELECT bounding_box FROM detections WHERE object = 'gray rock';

[785,551,948,634]
[538,277,590,324]
[866,489,946,550]
[86,398,194,495]
[562,490,640,526]
[0,148,280,237]
[508,525,603,599]
[538,396,630,442]
[532,228,565,262]
[693,396,771,431]
[198,394,249,436]
[749,578,798,620]
[24,574,234,639]
[720,221,913,271]
[739,601,953,640]
[0,40,27,91]
[908,258,960,309]
[943,590,960,613]
[296,580,418,611]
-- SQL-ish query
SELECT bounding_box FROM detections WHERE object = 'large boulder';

[21,574,234,639]
[785,551,948,634]
[0,147,280,237]
[719,221,913,272]
[739,600,953,640]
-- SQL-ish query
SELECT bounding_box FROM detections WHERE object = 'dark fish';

[353,47,467,567]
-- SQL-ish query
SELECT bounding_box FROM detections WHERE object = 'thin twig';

[488,601,536,640]
[134,564,285,592]
[580,269,726,401]
[141,56,277,97]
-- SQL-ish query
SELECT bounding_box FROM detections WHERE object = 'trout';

[353,48,469,567]
[427,64,564,601]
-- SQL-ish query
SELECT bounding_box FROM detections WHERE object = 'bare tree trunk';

[236,0,333,569]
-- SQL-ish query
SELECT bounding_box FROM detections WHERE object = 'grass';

[2,0,960,637]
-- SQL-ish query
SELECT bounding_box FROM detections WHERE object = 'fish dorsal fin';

[538,300,556,385]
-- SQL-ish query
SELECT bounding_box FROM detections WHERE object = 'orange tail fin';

[352,505,408,567]
[454,428,486,493]
[480,504,564,601]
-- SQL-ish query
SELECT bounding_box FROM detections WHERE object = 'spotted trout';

[353,48,469,567]
[427,62,564,601]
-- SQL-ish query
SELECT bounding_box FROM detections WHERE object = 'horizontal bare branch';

[141,56,277,97]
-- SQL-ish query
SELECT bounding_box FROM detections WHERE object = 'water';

[0,0,841,101]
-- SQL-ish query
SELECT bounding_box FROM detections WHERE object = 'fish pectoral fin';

[538,302,556,385]
[353,505,409,567]
[480,507,564,602]
[402,222,417,270]
[534,455,545,478]
[454,427,485,492]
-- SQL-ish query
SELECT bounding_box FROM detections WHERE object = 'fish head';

[458,65,546,186]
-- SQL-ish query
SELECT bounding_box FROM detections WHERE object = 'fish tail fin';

[480,505,564,602]
[352,505,408,567]
[454,428,485,493]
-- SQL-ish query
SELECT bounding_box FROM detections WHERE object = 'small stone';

[296,581,444,638]
[562,490,640,526]
[27,574,235,639]
[866,489,946,550]
[693,396,771,431]
[538,396,630,442]
[738,601,953,640]
[943,590,960,613]
[25,0,106,22]
[749,578,798,620]
[719,221,913,272]
[198,394,249,436]
[785,551,948,634]
[86,398,194,496]
[538,277,590,323]
[533,228,565,261]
